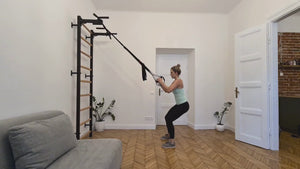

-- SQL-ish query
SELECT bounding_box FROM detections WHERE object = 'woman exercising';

[157,64,190,148]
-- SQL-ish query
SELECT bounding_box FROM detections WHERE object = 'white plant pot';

[95,121,105,132]
[215,124,225,132]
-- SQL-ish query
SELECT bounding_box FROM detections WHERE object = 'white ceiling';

[93,0,242,14]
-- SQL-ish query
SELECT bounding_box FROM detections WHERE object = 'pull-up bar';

[92,13,164,84]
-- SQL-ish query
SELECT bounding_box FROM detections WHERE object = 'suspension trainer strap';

[92,13,164,83]
[102,24,157,81]
[141,63,147,81]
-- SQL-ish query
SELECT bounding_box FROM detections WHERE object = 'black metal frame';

[71,14,110,140]
[88,31,94,137]
[71,13,159,139]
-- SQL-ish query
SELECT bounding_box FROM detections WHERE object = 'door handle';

[235,87,239,98]
[159,88,161,96]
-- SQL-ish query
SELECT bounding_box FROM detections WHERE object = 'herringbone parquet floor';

[90,125,300,169]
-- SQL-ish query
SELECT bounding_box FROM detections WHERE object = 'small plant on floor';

[92,96,116,122]
[214,102,232,125]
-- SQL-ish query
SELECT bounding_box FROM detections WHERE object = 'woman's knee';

[165,115,170,123]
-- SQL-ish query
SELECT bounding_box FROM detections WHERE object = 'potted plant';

[92,96,116,131]
[213,102,232,132]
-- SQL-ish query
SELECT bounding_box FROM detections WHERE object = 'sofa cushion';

[46,139,122,169]
[0,110,63,169]
[8,114,77,169]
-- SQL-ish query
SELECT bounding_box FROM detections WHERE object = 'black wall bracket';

[71,22,78,28]
[85,74,93,78]
[70,70,81,76]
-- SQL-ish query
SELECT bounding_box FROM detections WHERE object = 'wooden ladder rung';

[81,80,91,83]
[82,24,92,34]
[80,106,91,111]
[81,51,92,59]
[80,118,91,126]
[81,65,92,71]
[80,93,91,97]
[81,36,92,47]
[80,131,91,139]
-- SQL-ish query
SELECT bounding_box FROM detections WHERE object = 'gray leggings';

[165,102,189,139]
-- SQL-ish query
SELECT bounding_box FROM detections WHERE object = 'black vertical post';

[89,32,94,137]
[76,16,82,140]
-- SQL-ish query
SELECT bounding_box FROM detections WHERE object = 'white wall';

[93,11,229,129]
[226,0,299,130]
[278,11,300,32]
[0,0,229,131]
[0,0,96,127]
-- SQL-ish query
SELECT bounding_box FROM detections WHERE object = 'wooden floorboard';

[90,125,300,169]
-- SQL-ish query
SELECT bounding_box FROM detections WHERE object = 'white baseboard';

[187,121,194,129]
[105,123,156,130]
[193,124,215,130]
[225,125,235,132]
[104,123,234,131]
[188,122,215,130]
[80,129,90,138]
[188,122,235,131]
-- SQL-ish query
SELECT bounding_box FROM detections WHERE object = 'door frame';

[268,1,300,150]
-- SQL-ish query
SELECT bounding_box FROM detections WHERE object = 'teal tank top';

[172,88,187,105]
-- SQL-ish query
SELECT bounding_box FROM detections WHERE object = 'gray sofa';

[0,110,122,169]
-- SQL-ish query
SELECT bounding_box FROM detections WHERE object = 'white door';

[235,24,270,149]
[156,54,188,125]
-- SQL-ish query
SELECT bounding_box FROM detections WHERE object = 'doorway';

[155,48,195,126]
[269,2,300,150]
[277,9,300,144]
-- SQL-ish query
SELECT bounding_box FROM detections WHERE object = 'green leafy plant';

[92,96,116,122]
[214,102,232,125]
